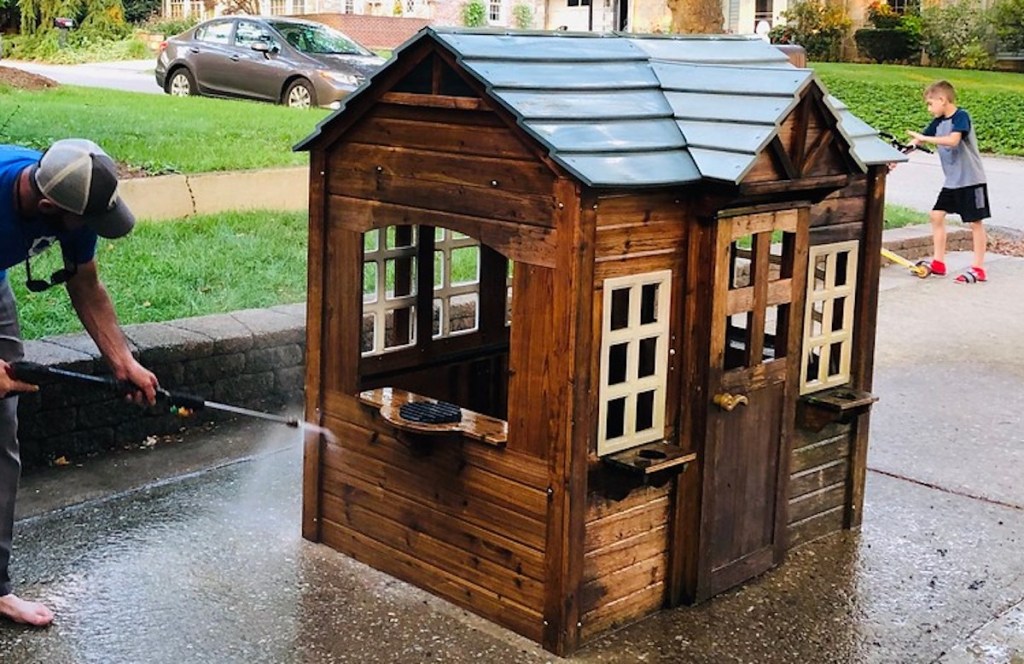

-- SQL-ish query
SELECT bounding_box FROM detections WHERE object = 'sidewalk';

[1,250,1023,663]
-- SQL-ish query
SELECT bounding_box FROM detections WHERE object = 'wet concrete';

[1,251,1023,663]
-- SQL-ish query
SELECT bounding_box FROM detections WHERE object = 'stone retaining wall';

[16,304,306,471]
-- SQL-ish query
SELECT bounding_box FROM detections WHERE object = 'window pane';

[386,225,415,249]
[724,312,750,370]
[638,337,657,378]
[449,293,478,333]
[609,342,628,385]
[832,296,846,331]
[636,390,655,433]
[640,283,658,325]
[606,397,626,440]
[434,251,444,288]
[364,230,379,253]
[610,288,630,330]
[835,251,850,287]
[385,257,416,299]
[384,306,415,348]
[432,298,442,337]
[813,254,828,290]
[451,246,480,285]
[829,341,844,377]
[730,237,752,290]
[363,262,377,303]
[361,314,375,354]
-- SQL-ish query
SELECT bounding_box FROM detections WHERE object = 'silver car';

[155,16,385,109]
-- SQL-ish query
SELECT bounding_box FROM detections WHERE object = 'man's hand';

[0,360,38,398]
[115,359,158,406]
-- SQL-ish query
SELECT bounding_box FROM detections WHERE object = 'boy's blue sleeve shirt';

[923,117,940,137]
[950,109,971,136]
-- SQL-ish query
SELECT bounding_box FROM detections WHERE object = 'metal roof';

[297,28,907,188]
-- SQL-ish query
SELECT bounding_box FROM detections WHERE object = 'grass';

[11,210,309,340]
[812,62,1024,156]
[0,85,329,174]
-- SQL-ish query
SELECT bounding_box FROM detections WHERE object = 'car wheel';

[167,68,197,97]
[284,79,317,109]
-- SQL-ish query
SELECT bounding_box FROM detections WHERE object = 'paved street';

[0,59,161,95]
[0,250,1022,663]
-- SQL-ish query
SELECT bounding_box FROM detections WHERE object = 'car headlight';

[318,69,361,87]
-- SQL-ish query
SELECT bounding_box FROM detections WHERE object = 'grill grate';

[399,400,462,424]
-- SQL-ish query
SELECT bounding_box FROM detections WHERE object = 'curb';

[120,167,308,220]
[881,224,972,263]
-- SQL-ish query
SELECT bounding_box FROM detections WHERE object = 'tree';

[667,0,723,34]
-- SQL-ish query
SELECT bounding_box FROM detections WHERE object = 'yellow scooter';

[881,248,930,278]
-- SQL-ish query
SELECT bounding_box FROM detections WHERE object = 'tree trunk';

[666,0,724,34]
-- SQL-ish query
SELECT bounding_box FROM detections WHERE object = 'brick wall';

[299,13,430,50]
[16,304,306,470]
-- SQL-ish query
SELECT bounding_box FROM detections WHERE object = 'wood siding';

[579,485,671,642]
[317,396,549,642]
[786,423,853,548]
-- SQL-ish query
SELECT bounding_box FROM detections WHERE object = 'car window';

[268,21,372,56]
[235,20,278,50]
[195,20,233,45]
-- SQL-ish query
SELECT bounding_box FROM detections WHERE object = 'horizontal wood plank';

[809,221,863,245]
[810,194,866,227]
[322,472,545,579]
[326,195,558,268]
[328,143,556,199]
[583,525,669,582]
[578,581,665,643]
[787,505,845,549]
[346,116,536,160]
[789,460,848,499]
[585,483,672,522]
[584,495,671,553]
[594,194,686,227]
[321,491,544,606]
[320,519,544,642]
[790,431,851,473]
[579,554,666,615]
[370,103,506,127]
[321,440,548,551]
[788,484,847,524]
[380,91,489,110]
[595,220,687,260]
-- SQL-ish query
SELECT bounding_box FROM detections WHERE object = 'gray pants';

[0,279,23,597]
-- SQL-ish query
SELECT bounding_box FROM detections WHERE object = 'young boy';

[908,80,990,284]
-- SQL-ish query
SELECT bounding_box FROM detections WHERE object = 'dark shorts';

[933,184,990,222]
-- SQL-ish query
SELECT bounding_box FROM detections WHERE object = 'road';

[0,58,161,95]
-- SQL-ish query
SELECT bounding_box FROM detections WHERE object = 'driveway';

[0,59,161,95]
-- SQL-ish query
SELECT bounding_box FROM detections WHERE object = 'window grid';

[488,0,502,21]
[169,0,185,18]
[433,229,480,338]
[800,241,858,394]
[270,0,286,14]
[598,271,672,456]
[362,228,418,357]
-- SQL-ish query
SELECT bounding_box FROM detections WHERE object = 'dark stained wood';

[740,174,849,198]
[809,221,863,245]
[371,102,507,126]
[327,142,557,202]
[542,178,591,655]
[846,166,887,529]
[788,484,847,523]
[320,520,544,642]
[585,492,671,552]
[302,149,328,543]
[328,195,558,268]
[810,189,868,227]
[321,224,364,397]
[579,581,666,642]
[580,553,666,615]
[346,116,536,160]
[789,460,848,498]
[787,506,844,548]
[584,526,669,581]
[359,387,508,445]
[379,90,489,110]
[790,430,852,474]
[769,135,799,180]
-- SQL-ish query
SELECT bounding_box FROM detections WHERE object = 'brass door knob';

[713,392,749,411]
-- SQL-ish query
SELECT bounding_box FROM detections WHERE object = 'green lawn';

[0,84,330,174]
[812,62,1024,156]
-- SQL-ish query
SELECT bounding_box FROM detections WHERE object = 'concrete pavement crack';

[868,466,1024,511]
[927,594,1024,664]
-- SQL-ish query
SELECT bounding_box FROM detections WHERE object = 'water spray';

[7,361,337,443]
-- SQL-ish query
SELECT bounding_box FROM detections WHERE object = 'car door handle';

[230,54,241,62]
[189,47,199,53]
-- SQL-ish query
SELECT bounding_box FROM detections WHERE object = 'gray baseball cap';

[32,138,136,239]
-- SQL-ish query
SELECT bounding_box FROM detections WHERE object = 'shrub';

[140,15,198,37]
[122,0,160,24]
[855,27,918,62]
[461,0,486,27]
[990,0,1024,52]
[919,0,995,68]
[866,0,901,29]
[768,0,852,62]
[511,2,532,29]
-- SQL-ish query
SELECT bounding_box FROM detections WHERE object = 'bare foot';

[0,593,54,626]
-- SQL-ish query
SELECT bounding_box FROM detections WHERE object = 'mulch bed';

[0,65,58,91]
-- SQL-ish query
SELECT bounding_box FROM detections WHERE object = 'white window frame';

[800,241,859,394]
[362,227,418,357]
[433,229,480,339]
[488,0,503,23]
[597,270,671,456]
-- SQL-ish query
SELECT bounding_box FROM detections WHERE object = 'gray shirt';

[923,108,987,189]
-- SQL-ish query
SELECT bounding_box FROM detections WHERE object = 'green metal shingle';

[296,28,907,187]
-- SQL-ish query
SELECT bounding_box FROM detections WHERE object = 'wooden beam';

[769,135,800,180]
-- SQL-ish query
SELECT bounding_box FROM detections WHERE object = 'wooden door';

[696,207,808,600]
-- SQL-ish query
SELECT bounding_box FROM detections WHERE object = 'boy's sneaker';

[954,266,987,284]
[915,259,946,277]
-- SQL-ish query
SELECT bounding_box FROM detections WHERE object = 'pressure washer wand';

[7,361,300,429]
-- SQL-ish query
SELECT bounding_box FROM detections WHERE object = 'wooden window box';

[602,441,696,476]
[797,386,878,431]
[358,387,507,447]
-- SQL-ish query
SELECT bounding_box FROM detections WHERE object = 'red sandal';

[954,266,987,284]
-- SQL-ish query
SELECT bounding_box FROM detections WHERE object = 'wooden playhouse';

[296,29,905,656]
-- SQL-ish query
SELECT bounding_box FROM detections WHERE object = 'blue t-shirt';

[922,108,987,189]
[0,145,98,282]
